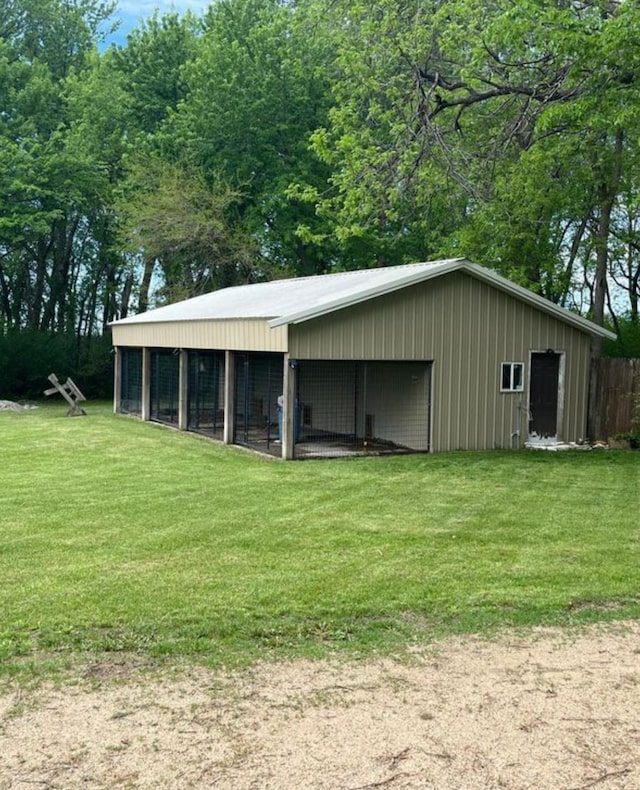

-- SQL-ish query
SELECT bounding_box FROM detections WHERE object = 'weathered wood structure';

[44,374,87,416]
[594,358,640,440]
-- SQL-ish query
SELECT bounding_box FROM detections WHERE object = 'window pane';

[513,363,523,390]
[501,363,511,390]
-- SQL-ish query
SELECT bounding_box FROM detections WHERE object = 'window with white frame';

[500,362,524,392]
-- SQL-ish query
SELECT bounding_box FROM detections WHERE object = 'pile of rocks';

[0,400,36,411]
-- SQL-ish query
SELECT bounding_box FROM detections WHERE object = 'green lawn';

[1,402,638,676]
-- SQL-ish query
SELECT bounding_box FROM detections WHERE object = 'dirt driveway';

[1,621,639,789]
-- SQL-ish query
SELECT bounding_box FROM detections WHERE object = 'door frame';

[527,349,565,439]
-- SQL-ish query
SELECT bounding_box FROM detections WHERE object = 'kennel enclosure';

[111,259,615,458]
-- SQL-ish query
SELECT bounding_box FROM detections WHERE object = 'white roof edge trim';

[110,316,273,327]
[267,258,465,328]
[269,258,616,340]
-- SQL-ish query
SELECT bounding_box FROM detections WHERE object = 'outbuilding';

[110,258,615,459]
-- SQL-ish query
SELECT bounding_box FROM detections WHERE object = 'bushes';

[602,317,640,358]
[0,330,113,400]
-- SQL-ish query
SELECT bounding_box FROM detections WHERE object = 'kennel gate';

[233,352,284,455]
[120,347,143,415]
[150,349,180,425]
[187,351,225,439]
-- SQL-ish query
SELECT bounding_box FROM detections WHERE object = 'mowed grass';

[1,402,638,676]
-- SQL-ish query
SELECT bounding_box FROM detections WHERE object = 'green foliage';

[0,406,638,676]
[111,10,198,134]
[3,0,116,79]
[0,330,113,399]
[303,0,469,267]
[310,0,640,307]
[165,0,337,275]
[602,317,640,358]
[117,154,260,298]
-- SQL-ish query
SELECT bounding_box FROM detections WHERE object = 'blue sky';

[103,0,212,46]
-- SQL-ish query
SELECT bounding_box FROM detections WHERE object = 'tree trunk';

[120,270,134,319]
[40,217,79,332]
[102,264,118,331]
[138,254,155,313]
[29,237,53,330]
[0,263,12,327]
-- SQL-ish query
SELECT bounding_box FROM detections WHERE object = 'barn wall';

[297,361,357,435]
[289,272,592,451]
[295,361,431,450]
[364,362,431,450]
[111,319,287,352]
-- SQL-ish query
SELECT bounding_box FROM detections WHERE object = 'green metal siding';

[289,272,592,451]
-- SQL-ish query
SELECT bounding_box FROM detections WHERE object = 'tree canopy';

[1,0,639,368]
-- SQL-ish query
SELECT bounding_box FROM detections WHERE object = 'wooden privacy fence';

[594,358,640,439]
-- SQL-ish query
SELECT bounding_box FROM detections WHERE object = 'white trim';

[557,351,566,439]
[178,349,189,431]
[113,346,122,413]
[223,351,234,444]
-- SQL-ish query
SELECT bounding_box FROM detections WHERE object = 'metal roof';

[110,258,615,340]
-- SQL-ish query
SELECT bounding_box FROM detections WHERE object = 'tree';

[0,0,121,334]
[303,0,473,268]
[109,11,206,309]
[310,0,640,306]
[111,10,198,136]
[117,155,259,303]
[164,0,336,277]
[64,47,134,328]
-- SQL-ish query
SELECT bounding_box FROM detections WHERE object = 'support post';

[113,347,122,414]
[223,350,235,444]
[141,347,151,421]
[282,354,296,460]
[178,349,188,431]
[587,352,602,442]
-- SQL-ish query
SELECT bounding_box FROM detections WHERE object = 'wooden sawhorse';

[44,373,87,416]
